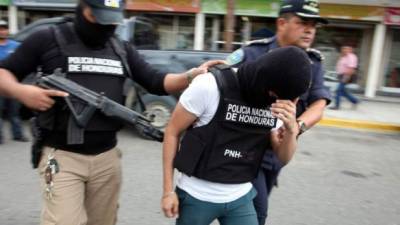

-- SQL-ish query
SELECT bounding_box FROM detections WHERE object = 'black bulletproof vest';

[174,65,275,184]
[38,22,127,133]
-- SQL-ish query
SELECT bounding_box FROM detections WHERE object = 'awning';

[12,0,76,8]
[126,0,200,13]
[201,0,280,17]
[0,0,10,6]
[320,4,384,22]
[385,7,400,25]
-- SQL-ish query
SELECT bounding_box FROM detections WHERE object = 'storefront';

[0,0,10,20]
[199,1,398,97]
[201,0,280,51]
[382,7,400,91]
[12,0,75,28]
[125,0,200,50]
[316,4,384,93]
[2,0,399,97]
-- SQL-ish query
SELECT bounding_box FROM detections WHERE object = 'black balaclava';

[237,46,312,107]
[74,4,117,47]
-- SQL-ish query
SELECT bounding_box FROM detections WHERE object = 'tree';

[224,0,235,51]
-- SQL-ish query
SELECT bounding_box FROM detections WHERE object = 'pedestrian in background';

[330,45,359,110]
[0,19,29,144]
[226,0,331,224]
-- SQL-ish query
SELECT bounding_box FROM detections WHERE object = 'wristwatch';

[296,119,307,136]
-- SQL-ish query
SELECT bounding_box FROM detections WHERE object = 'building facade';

[0,0,399,98]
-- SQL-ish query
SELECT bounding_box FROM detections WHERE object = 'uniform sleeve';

[0,29,52,81]
[307,61,331,105]
[226,45,265,67]
[125,44,167,95]
[226,48,245,66]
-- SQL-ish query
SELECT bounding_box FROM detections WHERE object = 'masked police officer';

[226,0,331,224]
[0,1,221,225]
[162,47,312,225]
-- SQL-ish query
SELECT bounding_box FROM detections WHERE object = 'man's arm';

[0,68,67,111]
[298,59,331,131]
[126,46,224,95]
[0,29,68,111]
[163,60,225,93]
[161,103,197,218]
[297,99,326,129]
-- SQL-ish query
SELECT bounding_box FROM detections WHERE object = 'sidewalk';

[319,95,400,132]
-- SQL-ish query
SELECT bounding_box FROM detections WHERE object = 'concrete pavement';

[320,95,400,132]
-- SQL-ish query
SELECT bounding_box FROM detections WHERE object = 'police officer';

[226,0,331,224]
[162,47,312,225]
[0,1,220,225]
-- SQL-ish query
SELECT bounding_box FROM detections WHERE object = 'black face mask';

[236,47,312,107]
[74,5,117,47]
[265,93,277,106]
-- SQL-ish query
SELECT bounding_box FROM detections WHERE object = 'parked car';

[10,17,228,135]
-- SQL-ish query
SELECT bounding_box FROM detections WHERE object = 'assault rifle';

[36,69,164,142]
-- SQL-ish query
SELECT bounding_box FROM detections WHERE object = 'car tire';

[135,94,177,139]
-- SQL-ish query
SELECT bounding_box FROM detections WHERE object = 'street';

[0,126,399,225]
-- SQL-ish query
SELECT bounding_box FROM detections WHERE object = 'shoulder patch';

[306,48,325,61]
[226,49,244,66]
[245,37,274,46]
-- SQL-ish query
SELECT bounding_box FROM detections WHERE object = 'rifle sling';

[110,37,147,112]
[67,103,85,145]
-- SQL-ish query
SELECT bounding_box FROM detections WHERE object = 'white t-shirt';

[177,72,252,203]
[177,71,282,203]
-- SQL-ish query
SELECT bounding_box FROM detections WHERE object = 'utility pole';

[224,0,235,51]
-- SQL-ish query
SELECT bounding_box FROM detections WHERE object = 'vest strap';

[109,37,147,111]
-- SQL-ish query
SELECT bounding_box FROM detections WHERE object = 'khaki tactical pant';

[38,147,122,225]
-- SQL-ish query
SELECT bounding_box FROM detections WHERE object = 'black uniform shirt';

[0,28,167,154]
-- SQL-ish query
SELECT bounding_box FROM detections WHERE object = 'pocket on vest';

[174,132,206,176]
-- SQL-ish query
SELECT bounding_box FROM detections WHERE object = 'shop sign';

[126,0,200,13]
[12,0,76,7]
[201,0,280,17]
[0,0,10,6]
[13,0,78,5]
[320,3,384,21]
[385,8,400,25]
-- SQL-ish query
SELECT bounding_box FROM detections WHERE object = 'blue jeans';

[0,97,25,140]
[176,187,258,225]
[334,82,358,108]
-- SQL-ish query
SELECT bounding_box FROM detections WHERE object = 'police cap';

[279,0,328,24]
[83,0,124,25]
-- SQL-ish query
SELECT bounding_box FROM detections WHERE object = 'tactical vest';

[37,21,130,143]
[174,65,275,184]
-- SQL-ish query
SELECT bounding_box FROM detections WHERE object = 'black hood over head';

[237,46,312,107]
[74,4,117,47]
